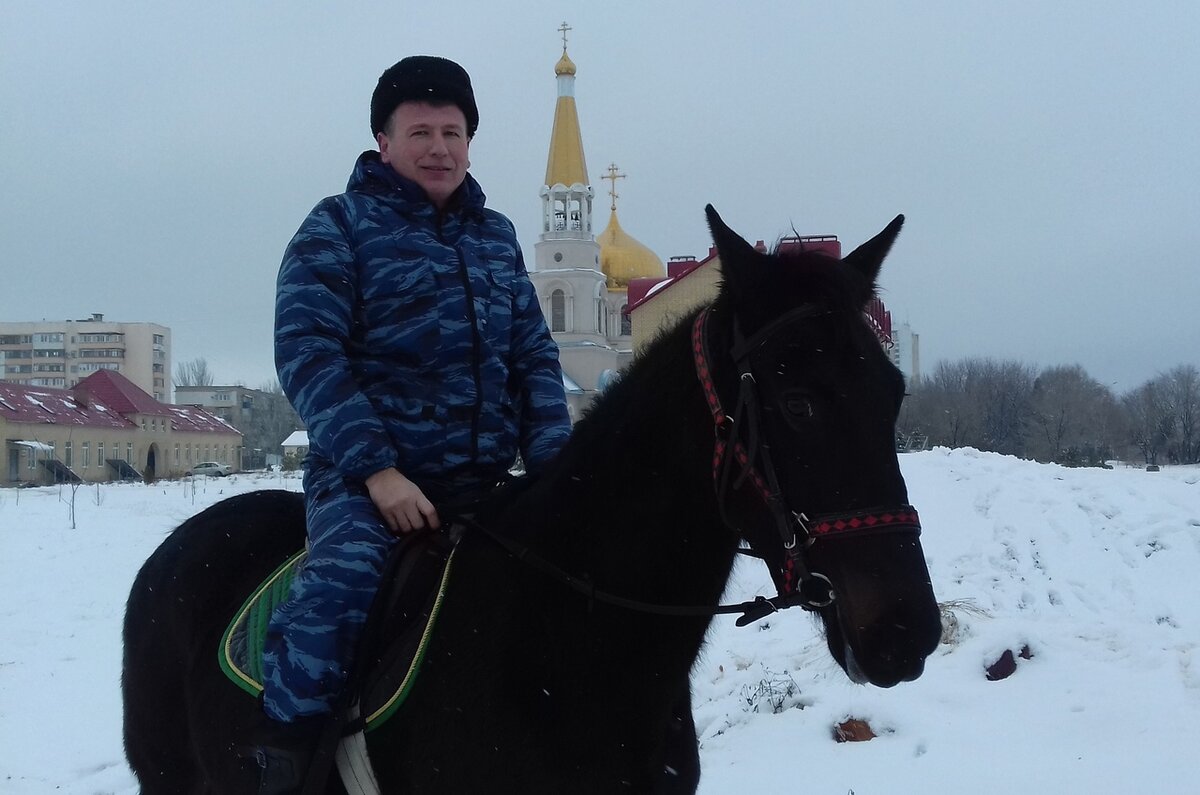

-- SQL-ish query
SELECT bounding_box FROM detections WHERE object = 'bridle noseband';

[691,306,921,620]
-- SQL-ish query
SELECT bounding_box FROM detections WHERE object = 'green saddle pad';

[218,545,455,730]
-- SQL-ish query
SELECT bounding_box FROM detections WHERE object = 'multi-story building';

[0,314,171,401]
[1,369,240,486]
[175,385,303,468]
[175,385,263,429]
[888,321,921,384]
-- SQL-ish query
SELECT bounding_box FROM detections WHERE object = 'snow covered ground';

[1,449,1197,793]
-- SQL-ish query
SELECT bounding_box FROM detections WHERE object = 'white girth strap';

[335,704,382,795]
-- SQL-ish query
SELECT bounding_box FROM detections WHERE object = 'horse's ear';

[706,204,757,264]
[843,214,904,300]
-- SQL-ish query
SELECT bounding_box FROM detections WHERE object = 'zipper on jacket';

[448,231,483,462]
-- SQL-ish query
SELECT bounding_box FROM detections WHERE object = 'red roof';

[164,404,242,435]
[0,382,132,430]
[0,371,239,436]
[627,249,717,314]
[75,370,172,416]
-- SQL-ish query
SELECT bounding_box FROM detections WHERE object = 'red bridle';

[691,307,922,615]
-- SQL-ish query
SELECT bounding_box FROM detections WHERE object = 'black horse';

[122,206,941,793]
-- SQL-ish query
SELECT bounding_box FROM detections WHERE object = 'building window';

[82,442,90,468]
[551,289,566,332]
[126,443,133,463]
[98,442,105,466]
[620,304,631,336]
[174,444,180,465]
[64,441,73,468]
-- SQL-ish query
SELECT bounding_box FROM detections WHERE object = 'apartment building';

[175,385,303,468]
[0,314,171,401]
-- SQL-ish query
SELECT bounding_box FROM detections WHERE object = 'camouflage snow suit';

[262,151,571,721]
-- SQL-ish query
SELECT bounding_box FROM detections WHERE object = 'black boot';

[246,714,327,794]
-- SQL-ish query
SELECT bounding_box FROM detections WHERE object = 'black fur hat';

[371,56,479,138]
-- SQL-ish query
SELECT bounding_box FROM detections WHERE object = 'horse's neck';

[517,326,739,608]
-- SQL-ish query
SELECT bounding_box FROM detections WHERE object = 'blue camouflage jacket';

[275,152,571,495]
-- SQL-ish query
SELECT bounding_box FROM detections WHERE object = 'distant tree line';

[898,359,1200,467]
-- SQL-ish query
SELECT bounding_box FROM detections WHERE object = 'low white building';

[281,430,309,460]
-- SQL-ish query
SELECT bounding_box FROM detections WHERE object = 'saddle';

[219,527,458,731]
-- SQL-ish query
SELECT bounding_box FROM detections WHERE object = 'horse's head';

[702,205,940,688]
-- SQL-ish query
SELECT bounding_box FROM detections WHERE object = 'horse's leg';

[655,684,701,795]
[122,555,203,792]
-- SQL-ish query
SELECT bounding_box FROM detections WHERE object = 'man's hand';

[364,467,440,534]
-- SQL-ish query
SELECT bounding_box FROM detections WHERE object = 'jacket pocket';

[480,264,516,354]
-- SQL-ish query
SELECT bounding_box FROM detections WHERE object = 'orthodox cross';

[558,21,572,51]
[602,163,626,211]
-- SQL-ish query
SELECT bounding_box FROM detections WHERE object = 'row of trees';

[898,360,1200,467]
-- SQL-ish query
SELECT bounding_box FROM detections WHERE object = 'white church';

[527,28,920,422]
[528,33,666,421]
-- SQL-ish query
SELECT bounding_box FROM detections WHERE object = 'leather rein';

[453,305,922,627]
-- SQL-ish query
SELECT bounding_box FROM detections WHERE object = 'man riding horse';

[260,55,571,790]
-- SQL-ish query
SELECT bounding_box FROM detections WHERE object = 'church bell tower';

[532,22,605,344]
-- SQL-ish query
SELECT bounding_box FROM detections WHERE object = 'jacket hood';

[347,150,486,217]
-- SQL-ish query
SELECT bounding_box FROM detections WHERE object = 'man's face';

[377,101,470,209]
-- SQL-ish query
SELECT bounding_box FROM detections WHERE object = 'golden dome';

[598,209,664,289]
[544,46,587,187]
[555,51,577,76]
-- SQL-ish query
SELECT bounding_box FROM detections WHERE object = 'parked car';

[186,462,232,477]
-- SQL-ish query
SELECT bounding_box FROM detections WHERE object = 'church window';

[551,290,566,332]
[620,304,631,336]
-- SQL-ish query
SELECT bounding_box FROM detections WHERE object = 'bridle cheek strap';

[692,308,922,611]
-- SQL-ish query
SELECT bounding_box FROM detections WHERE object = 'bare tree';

[907,361,980,449]
[901,358,1035,457]
[977,359,1036,456]
[1122,380,1174,465]
[1164,365,1200,463]
[1027,365,1120,465]
[174,357,214,387]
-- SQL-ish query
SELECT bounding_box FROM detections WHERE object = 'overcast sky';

[3,1,1197,394]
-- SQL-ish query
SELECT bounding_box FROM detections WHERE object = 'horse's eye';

[785,396,815,418]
